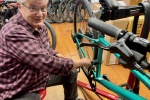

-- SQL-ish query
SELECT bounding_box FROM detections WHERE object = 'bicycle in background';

[0,0,17,29]
[46,0,91,23]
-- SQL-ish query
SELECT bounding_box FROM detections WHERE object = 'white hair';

[17,0,49,4]
[17,0,28,3]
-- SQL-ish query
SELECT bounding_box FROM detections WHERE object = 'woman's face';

[19,0,48,29]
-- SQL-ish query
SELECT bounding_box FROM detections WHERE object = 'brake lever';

[110,38,150,79]
[80,42,110,51]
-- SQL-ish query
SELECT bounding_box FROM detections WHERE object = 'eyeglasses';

[21,3,47,12]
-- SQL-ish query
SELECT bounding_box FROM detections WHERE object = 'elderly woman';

[0,0,91,100]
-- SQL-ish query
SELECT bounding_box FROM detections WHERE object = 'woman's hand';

[72,58,91,70]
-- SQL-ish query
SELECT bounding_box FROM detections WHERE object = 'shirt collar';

[14,12,45,34]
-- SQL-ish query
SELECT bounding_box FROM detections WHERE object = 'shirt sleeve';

[43,26,58,56]
[5,31,74,76]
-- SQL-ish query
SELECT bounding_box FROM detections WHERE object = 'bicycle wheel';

[74,0,97,60]
[44,20,57,49]
[73,0,102,98]
[65,0,76,22]
[58,0,68,22]
[47,1,62,23]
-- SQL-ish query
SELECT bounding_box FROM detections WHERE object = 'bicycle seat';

[99,0,118,10]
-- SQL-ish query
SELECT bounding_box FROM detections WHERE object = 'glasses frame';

[21,3,47,13]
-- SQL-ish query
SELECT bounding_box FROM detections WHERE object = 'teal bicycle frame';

[74,32,149,100]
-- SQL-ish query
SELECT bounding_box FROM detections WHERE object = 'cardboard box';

[91,2,101,11]
[147,32,150,62]
[147,52,150,62]
[127,16,144,36]
[102,18,129,65]
[118,1,126,6]
[123,0,142,5]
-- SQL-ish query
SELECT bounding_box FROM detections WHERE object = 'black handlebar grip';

[88,18,123,39]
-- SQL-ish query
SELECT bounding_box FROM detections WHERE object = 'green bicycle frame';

[74,32,148,100]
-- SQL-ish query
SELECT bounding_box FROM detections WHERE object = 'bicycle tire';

[47,1,62,23]
[65,0,75,22]
[58,0,68,22]
[74,0,97,59]
[44,20,57,49]
[74,0,100,81]
[74,0,103,98]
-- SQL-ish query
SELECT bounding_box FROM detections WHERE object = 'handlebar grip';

[88,18,123,39]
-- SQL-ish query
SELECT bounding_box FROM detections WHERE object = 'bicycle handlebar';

[99,1,146,21]
[88,17,150,72]
[88,18,150,52]
[88,18,124,39]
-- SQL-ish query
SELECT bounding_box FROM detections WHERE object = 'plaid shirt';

[0,12,73,100]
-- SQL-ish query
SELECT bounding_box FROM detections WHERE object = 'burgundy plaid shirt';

[0,12,73,100]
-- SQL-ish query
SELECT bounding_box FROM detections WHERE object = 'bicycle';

[56,0,69,22]
[47,0,64,23]
[0,0,17,29]
[71,0,150,99]
[44,20,57,49]
[87,17,150,100]
[65,0,91,22]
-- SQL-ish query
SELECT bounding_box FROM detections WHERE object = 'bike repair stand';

[127,2,150,94]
